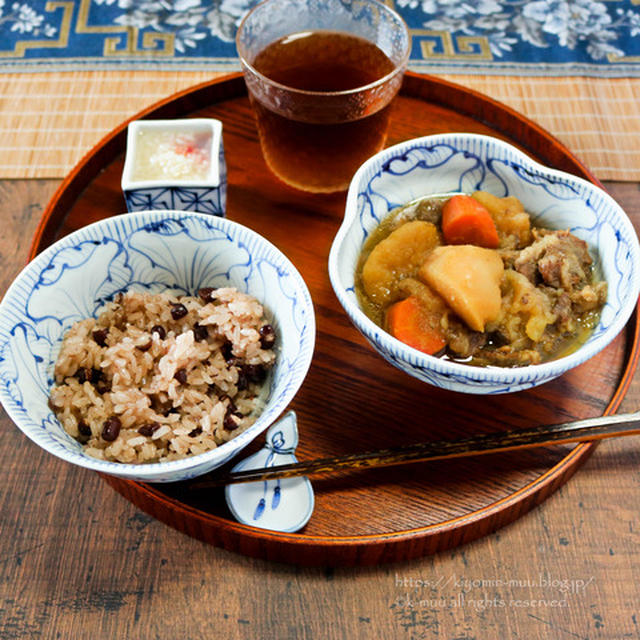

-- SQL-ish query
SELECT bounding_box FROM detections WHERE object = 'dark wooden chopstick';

[189,412,640,489]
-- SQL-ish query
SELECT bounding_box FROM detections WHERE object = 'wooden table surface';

[1,178,639,640]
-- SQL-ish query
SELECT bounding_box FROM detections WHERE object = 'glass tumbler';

[236,0,410,193]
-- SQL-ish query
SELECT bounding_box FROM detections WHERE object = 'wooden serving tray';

[31,72,639,566]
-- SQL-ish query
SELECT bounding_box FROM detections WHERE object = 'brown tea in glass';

[249,31,396,193]
[236,0,410,193]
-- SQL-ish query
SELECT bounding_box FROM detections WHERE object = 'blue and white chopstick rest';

[225,411,315,532]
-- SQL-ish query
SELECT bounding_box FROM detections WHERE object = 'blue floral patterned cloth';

[1,0,639,76]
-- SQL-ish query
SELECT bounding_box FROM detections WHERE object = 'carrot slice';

[386,296,446,355]
[441,194,500,249]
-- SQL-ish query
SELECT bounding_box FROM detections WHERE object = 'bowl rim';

[0,210,316,478]
[328,132,640,387]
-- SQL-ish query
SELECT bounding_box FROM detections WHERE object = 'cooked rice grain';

[49,289,276,463]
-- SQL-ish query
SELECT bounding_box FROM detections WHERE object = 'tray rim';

[30,71,640,565]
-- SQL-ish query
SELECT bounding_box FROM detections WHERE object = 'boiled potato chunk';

[362,220,440,304]
[472,191,531,248]
[419,245,504,332]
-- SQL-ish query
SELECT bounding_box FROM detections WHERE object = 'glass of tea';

[236,0,410,193]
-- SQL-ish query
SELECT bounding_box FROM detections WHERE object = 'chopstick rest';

[225,411,314,533]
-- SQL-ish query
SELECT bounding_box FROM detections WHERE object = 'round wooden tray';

[32,72,640,566]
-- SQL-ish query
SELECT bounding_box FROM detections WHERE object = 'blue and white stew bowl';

[328,133,640,394]
[0,211,315,482]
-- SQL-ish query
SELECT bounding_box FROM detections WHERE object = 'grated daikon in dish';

[131,130,212,181]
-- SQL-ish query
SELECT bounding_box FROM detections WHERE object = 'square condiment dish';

[121,118,226,216]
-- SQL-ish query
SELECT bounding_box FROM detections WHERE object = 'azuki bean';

[193,323,208,342]
[151,325,166,340]
[170,303,188,320]
[223,412,242,431]
[236,369,248,391]
[96,379,111,395]
[102,416,121,442]
[259,324,276,349]
[138,422,161,437]
[198,287,215,302]
[221,341,234,362]
[243,364,266,383]
[225,397,238,414]
[78,421,92,437]
[174,368,188,384]
[77,368,102,384]
[92,328,108,346]
[136,339,152,352]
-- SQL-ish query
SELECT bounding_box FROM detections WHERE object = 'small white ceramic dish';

[121,118,226,216]
[328,133,640,394]
[0,210,315,482]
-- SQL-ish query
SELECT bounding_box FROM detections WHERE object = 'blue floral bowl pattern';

[328,133,640,394]
[123,156,227,215]
[0,211,315,482]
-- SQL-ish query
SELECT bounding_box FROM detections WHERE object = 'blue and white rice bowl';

[328,133,640,394]
[0,211,315,482]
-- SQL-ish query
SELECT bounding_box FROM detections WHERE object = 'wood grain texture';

[0,179,639,638]
[190,414,640,487]
[27,73,636,566]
